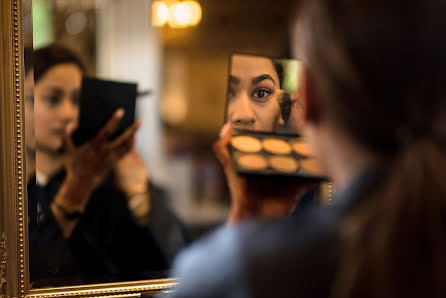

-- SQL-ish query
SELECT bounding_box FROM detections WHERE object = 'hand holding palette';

[230,130,327,181]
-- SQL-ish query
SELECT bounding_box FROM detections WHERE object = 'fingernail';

[219,123,231,138]
[115,108,125,119]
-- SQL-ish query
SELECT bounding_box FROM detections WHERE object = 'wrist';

[227,201,258,225]
[56,175,94,210]
[228,195,297,225]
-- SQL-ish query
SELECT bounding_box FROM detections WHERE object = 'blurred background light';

[168,2,190,28]
[152,0,202,28]
[152,1,169,27]
[184,1,202,26]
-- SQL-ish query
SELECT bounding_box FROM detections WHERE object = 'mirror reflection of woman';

[26,45,178,286]
[227,54,285,132]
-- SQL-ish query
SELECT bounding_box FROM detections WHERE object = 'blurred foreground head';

[295,0,446,153]
[294,1,446,298]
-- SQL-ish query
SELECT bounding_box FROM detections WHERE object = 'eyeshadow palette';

[230,130,328,181]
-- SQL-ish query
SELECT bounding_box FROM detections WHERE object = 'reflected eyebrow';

[229,75,240,84]
[44,86,64,96]
[252,74,275,85]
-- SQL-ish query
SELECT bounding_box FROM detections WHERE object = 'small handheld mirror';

[225,53,303,134]
[225,53,327,180]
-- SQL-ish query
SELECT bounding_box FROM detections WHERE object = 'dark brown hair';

[295,0,446,297]
[32,44,85,82]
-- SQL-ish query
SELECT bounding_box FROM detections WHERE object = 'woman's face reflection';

[227,55,283,132]
[34,63,82,153]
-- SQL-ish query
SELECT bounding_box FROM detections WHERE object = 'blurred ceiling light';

[152,1,169,27]
[184,1,202,26]
[168,2,190,28]
[152,0,202,28]
[65,12,87,35]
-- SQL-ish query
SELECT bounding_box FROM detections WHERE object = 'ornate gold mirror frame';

[0,1,177,297]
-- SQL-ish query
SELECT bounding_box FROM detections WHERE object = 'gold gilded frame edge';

[1,0,28,297]
[0,1,177,297]
[27,278,178,298]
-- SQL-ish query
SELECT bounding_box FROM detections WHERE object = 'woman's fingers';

[213,124,248,202]
[112,135,135,161]
[108,119,141,149]
[213,123,232,169]
[95,108,125,143]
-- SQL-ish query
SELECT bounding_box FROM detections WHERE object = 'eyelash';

[251,88,272,101]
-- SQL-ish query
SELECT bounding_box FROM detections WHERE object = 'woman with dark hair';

[162,0,446,297]
[26,44,172,286]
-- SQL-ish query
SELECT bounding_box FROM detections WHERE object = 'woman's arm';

[51,109,140,237]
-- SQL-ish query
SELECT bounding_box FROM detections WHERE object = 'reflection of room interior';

[28,0,298,239]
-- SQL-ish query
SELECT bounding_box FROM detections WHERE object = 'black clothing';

[28,170,169,287]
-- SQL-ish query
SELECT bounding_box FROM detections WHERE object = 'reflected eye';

[252,88,272,101]
[45,96,62,107]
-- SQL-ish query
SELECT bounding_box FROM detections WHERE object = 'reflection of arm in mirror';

[28,169,169,286]
[115,148,191,260]
[115,148,152,226]
[28,109,169,285]
[50,109,140,238]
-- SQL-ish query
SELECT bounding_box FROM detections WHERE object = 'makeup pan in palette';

[230,130,328,181]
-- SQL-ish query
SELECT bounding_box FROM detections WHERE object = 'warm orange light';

[184,1,202,26]
[152,1,169,27]
[167,1,202,28]
[168,2,189,28]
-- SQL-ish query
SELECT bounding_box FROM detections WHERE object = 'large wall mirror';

[0,0,309,297]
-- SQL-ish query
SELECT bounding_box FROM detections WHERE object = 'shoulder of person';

[240,208,341,298]
[166,225,248,298]
[166,205,340,298]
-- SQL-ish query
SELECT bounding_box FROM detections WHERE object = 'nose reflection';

[58,97,78,124]
[230,94,256,129]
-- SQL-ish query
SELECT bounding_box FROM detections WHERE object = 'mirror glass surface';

[29,0,181,287]
[25,0,299,289]
[226,54,302,134]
